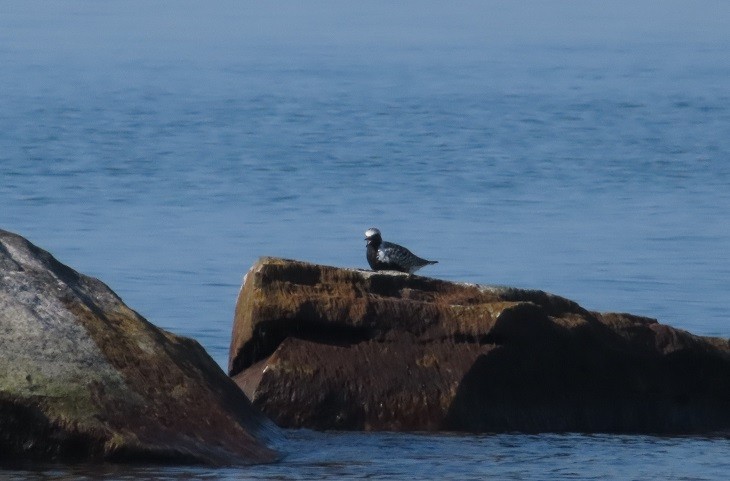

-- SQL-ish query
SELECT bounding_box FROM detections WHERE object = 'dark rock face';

[229,257,730,434]
[0,230,281,465]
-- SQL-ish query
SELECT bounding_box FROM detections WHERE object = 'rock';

[0,230,282,465]
[229,257,730,434]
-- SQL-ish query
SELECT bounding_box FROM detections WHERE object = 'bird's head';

[364,227,382,245]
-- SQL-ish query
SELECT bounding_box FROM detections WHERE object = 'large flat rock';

[0,230,281,465]
[229,257,730,434]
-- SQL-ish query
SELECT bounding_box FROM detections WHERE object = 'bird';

[364,227,438,274]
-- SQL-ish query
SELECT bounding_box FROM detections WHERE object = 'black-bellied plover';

[364,227,437,274]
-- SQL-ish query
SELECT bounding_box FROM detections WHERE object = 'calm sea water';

[5,430,730,481]
[2,1,729,479]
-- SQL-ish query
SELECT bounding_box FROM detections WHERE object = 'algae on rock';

[0,229,281,465]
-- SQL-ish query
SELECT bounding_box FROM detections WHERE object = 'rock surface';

[229,257,730,434]
[0,230,281,465]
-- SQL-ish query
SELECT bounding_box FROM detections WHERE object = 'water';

[1,1,729,479]
[4,431,730,481]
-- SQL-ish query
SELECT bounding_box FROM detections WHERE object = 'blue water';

[2,1,729,479]
[5,431,730,481]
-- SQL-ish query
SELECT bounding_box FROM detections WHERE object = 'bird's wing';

[380,242,415,265]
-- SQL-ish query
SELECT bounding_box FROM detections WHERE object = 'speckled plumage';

[364,227,437,274]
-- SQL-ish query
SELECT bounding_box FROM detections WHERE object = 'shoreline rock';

[0,230,282,465]
[229,257,730,434]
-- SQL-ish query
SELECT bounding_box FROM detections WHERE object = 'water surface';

[1,1,729,479]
